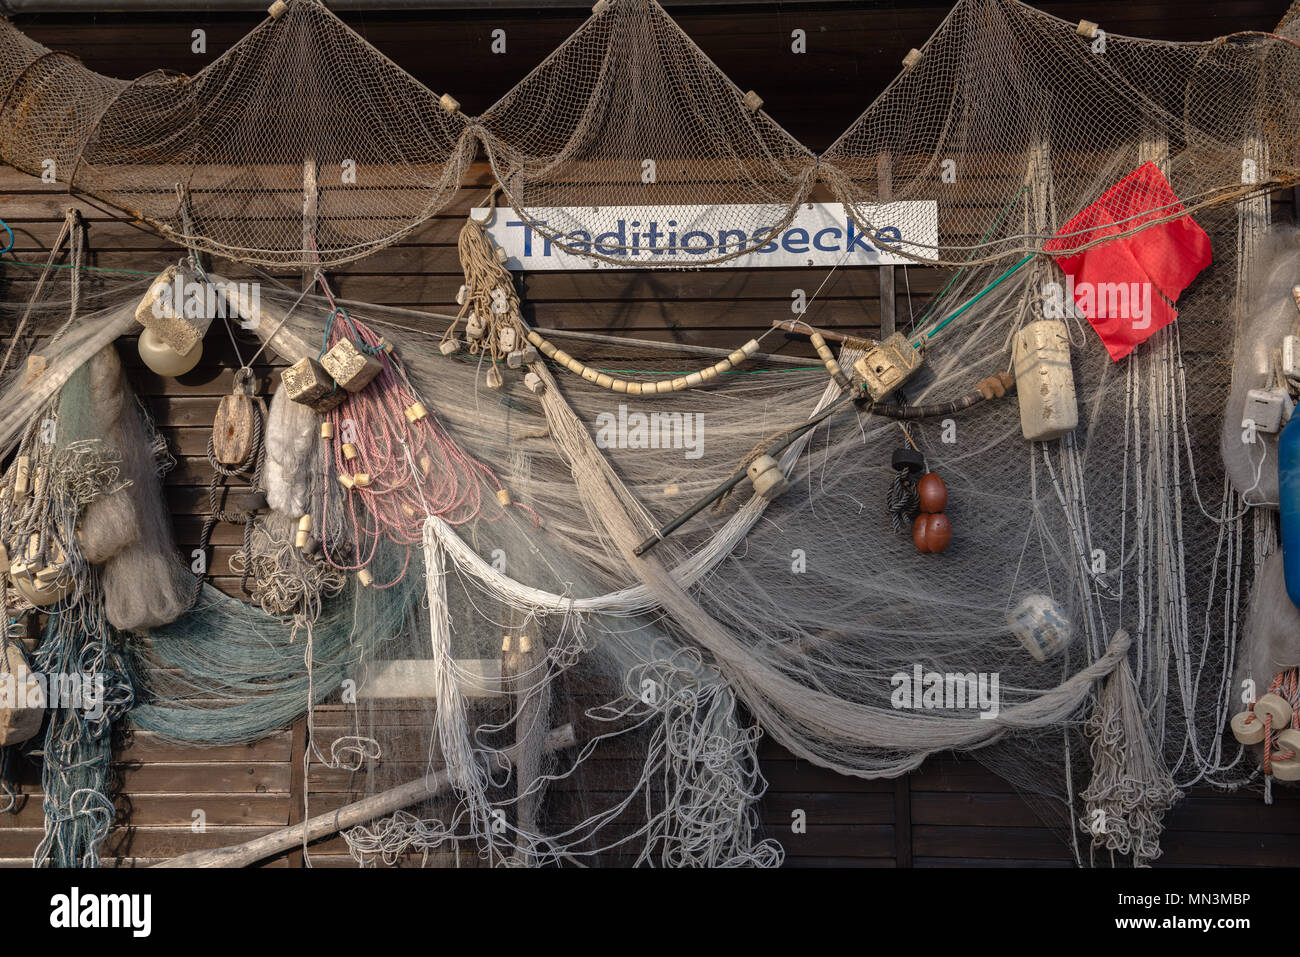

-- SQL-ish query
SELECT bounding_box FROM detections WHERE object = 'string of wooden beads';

[526,330,760,394]
[808,331,850,390]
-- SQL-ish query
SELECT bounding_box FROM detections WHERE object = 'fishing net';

[5,0,1296,273]
[0,0,1297,868]
[0,1,471,267]
[820,0,1300,267]
[473,0,818,266]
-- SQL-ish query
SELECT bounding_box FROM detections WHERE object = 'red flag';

[1043,162,1212,361]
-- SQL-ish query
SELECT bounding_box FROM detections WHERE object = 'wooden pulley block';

[213,393,256,465]
[1254,693,1293,729]
[1230,711,1265,745]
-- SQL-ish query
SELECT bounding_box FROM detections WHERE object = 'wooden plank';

[0,794,289,828]
[895,774,913,867]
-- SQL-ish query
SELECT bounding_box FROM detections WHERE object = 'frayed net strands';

[1079,631,1184,866]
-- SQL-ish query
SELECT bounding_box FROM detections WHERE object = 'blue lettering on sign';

[502,215,910,261]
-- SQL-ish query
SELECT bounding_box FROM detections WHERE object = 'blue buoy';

[1279,416,1300,606]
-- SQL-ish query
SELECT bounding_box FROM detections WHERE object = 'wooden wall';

[1,0,1297,868]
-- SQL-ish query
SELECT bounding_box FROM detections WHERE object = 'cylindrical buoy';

[1231,711,1266,745]
[320,421,334,440]
[9,562,69,606]
[352,473,372,488]
[1006,594,1073,661]
[746,454,789,500]
[1254,693,1293,729]
[405,402,428,423]
[357,569,373,587]
[497,488,512,507]
[1275,727,1300,757]
[1012,320,1078,441]
[342,443,359,461]
[1270,754,1300,781]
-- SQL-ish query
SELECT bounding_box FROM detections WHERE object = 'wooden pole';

[301,151,318,291]
[877,152,895,338]
[153,723,576,868]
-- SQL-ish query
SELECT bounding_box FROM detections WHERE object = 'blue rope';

[318,306,383,360]
[0,218,13,256]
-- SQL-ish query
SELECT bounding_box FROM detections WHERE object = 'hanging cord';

[886,442,925,534]
[193,367,267,600]
[0,208,79,384]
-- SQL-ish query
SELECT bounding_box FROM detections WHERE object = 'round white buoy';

[1230,711,1266,745]
[746,454,788,500]
[1275,727,1300,757]
[1006,594,1073,662]
[1254,693,1293,729]
[138,326,202,377]
[1269,754,1300,781]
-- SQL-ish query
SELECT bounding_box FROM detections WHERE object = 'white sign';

[484,201,938,270]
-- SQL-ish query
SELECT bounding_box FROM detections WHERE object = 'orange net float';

[912,473,951,553]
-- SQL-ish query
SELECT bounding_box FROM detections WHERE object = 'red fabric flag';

[1043,161,1212,361]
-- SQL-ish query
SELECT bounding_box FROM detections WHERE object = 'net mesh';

[4,0,1296,271]
[0,1,472,267]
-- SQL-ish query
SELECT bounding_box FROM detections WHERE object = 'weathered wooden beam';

[153,722,576,868]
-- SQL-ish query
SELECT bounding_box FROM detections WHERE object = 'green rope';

[918,252,1036,343]
[912,186,1030,330]
[2,258,156,277]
